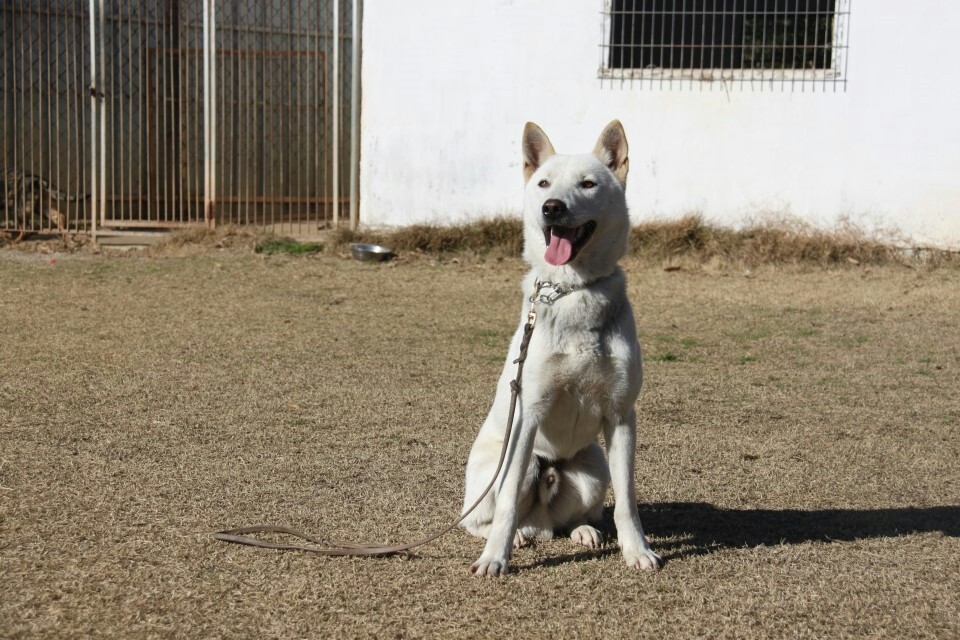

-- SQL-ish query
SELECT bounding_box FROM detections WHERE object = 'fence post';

[349,0,360,230]
[88,0,98,243]
[98,0,106,234]
[332,0,340,228]
[203,0,217,227]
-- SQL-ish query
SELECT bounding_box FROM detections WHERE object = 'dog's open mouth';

[543,221,597,266]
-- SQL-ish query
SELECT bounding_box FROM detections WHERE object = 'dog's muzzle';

[543,210,597,267]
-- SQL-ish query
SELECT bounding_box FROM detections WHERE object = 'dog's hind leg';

[547,442,610,549]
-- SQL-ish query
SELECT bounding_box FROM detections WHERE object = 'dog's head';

[521,120,631,282]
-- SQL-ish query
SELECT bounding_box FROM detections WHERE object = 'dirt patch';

[1,251,958,638]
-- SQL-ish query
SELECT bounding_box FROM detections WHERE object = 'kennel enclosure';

[2,0,360,239]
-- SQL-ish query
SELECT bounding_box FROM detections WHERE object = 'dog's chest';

[533,312,631,414]
[533,334,620,458]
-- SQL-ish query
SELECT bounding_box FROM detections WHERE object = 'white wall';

[359,1,960,248]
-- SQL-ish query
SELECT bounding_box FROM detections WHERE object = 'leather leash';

[213,281,545,558]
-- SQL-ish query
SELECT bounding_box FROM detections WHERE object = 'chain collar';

[526,273,609,328]
[529,279,585,305]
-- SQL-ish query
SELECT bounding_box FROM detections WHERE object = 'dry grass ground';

[1,245,958,638]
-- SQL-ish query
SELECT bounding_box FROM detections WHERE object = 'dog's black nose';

[542,199,566,220]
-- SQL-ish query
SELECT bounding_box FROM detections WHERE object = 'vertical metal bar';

[239,17,245,224]
[45,4,53,231]
[80,6,87,229]
[187,7,194,222]
[810,0,820,92]
[658,0,666,89]
[701,0,723,89]
[234,13,240,225]
[41,5,47,230]
[209,0,217,226]
[108,2,116,222]
[781,0,789,90]
[801,0,809,92]
[258,2,264,227]
[201,0,217,227]
[56,14,66,228]
[760,0,768,90]
[167,3,175,222]
[60,6,68,229]
[841,0,851,91]
[637,0,646,88]
[790,0,799,90]
[332,0,340,227]
[718,0,726,85]
[177,10,184,224]
[160,7,167,222]
[317,3,325,225]
[89,0,98,242]
[26,3,34,232]
[677,0,685,89]
[621,0,629,88]
[161,4,169,222]
[597,2,606,88]
[822,0,828,90]
[349,0,360,230]
[145,4,151,222]
[294,2,302,235]
[203,0,211,225]
[13,3,20,229]
[98,0,106,228]
[830,0,842,92]
[748,0,757,89]
[697,1,706,90]
[735,0,753,91]
[244,17,251,226]
[124,2,131,221]
[3,8,10,230]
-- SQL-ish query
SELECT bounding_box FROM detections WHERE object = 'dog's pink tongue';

[544,227,577,266]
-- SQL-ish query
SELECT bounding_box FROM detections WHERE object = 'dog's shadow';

[518,502,960,570]
[636,502,960,560]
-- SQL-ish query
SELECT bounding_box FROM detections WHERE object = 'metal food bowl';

[350,243,395,262]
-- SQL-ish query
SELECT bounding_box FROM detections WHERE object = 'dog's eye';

[581,180,597,189]
[538,180,550,188]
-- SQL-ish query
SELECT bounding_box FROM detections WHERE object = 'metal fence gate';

[2,0,359,241]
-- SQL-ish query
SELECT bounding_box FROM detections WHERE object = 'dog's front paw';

[570,524,603,549]
[470,556,510,577]
[623,547,663,571]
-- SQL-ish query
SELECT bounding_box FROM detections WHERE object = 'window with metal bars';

[600,0,851,88]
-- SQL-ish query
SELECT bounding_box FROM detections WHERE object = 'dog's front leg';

[603,409,663,571]
[470,404,541,577]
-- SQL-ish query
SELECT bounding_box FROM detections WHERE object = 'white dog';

[460,120,662,577]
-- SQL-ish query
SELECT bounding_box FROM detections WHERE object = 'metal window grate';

[599,0,852,90]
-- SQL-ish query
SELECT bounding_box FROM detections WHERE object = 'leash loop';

[213,283,542,558]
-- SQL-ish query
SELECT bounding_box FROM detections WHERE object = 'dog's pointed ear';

[593,120,629,183]
[522,122,556,183]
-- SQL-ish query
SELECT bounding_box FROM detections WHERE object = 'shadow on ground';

[639,502,960,561]
[519,503,959,570]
